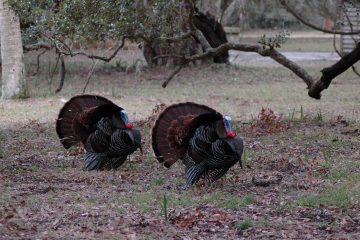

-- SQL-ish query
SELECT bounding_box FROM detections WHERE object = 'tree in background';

[0,0,27,99]
[6,0,360,99]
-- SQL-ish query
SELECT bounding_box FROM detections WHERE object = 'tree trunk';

[0,0,27,99]
[141,10,229,66]
[193,10,229,63]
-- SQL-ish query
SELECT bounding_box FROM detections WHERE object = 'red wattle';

[125,123,133,129]
[226,131,236,138]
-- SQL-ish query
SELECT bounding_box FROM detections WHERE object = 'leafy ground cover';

[1,41,360,239]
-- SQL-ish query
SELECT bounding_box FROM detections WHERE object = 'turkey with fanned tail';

[151,102,243,188]
[56,94,141,170]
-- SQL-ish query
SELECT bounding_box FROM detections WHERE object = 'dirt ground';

[1,39,360,239]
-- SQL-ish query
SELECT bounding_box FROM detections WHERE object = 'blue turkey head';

[120,110,133,129]
[223,115,236,138]
[215,115,237,139]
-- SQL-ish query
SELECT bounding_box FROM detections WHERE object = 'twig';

[50,54,61,83]
[55,56,66,93]
[162,64,186,88]
[82,60,99,94]
[153,31,196,44]
[279,0,360,35]
[219,0,229,24]
[153,54,185,61]
[36,49,48,74]
[53,35,138,62]
[82,46,115,93]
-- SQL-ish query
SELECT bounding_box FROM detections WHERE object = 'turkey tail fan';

[151,102,221,168]
[56,94,117,149]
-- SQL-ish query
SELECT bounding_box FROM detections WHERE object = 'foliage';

[8,0,186,45]
[258,30,291,48]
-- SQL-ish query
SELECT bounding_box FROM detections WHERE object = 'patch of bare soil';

[1,109,360,239]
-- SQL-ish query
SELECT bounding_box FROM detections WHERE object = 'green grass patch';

[201,193,256,209]
[151,177,165,186]
[295,185,360,208]
[236,219,253,230]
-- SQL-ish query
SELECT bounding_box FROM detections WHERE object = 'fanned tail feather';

[56,95,115,149]
[152,102,220,168]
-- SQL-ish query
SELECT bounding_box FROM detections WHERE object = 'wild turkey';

[56,94,141,170]
[152,102,243,188]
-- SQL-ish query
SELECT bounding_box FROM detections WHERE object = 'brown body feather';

[151,102,222,168]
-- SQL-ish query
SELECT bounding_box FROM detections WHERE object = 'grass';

[236,219,253,230]
[295,184,360,208]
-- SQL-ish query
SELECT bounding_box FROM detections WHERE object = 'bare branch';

[153,54,185,61]
[332,5,360,78]
[54,36,128,62]
[55,56,66,93]
[279,0,360,35]
[50,54,61,82]
[162,64,186,88]
[82,46,114,93]
[36,49,48,74]
[184,0,196,31]
[153,31,196,44]
[309,42,360,99]
[163,42,314,89]
[342,6,360,78]
[24,42,52,51]
[164,37,360,99]
[219,0,229,24]
[82,60,98,94]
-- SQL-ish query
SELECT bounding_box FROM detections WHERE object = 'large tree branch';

[332,5,360,78]
[309,42,360,99]
[279,0,360,35]
[163,43,314,88]
[164,40,360,99]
